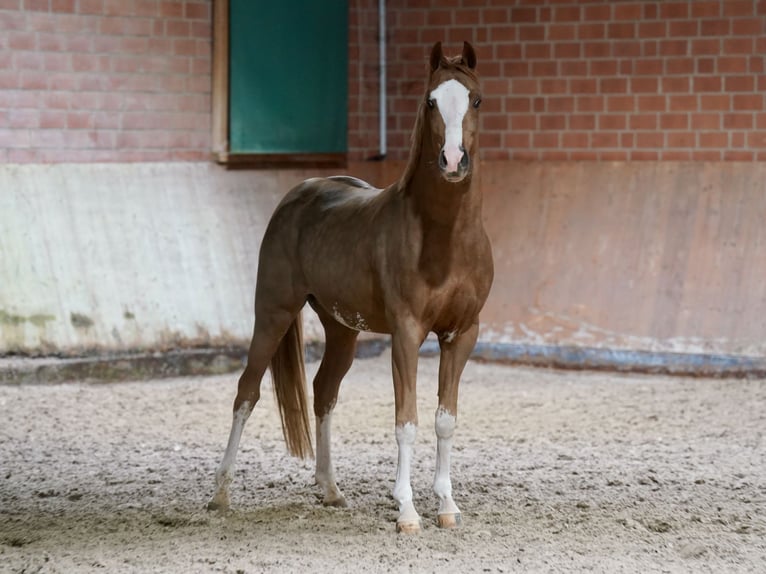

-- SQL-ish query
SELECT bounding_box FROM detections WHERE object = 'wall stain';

[70,313,94,329]
[0,310,55,327]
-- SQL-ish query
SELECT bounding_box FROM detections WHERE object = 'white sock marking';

[393,422,420,524]
[315,414,344,504]
[430,79,470,173]
[434,407,460,516]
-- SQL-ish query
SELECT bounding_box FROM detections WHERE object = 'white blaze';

[430,78,470,173]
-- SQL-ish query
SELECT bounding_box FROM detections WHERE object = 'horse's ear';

[462,41,477,70]
[430,41,443,72]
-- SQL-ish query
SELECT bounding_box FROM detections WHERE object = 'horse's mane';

[398,57,478,191]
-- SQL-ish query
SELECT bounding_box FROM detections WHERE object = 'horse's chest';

[425,276,484,330]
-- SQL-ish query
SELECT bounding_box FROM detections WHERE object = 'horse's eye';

[427,98,435,109]
[473,97,482,109]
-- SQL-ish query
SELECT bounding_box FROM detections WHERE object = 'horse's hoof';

[437,512,462,528]
[396,519,422,534]
[206,496,229,512]
[323,494,348,508]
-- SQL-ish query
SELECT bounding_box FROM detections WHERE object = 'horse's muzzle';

[439,146,470,183]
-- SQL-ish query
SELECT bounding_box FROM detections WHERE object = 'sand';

[1,350,765,573]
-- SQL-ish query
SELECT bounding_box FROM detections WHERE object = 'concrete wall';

[3,160,764,370]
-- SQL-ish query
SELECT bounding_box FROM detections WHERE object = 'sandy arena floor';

[1,350,765,573]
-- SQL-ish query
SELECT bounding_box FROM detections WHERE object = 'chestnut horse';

[208,41,493,534]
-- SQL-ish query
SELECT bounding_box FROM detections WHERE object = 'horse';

[207,41,493,534]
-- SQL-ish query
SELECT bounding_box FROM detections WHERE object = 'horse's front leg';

[433,322,479,528]
[391,321,426,533]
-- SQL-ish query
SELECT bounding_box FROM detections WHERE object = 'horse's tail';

[270,312,314,459]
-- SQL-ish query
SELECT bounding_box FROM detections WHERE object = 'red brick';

[691,1,721,18]
[662,77,690,93]
[553,5,580,22]
[700,95,731,111]
[697,58,716,74]
[540,78,567,94]
[599,114,627,130]
[724,113,753,129]
[724,151,755,160]
[592,133,619,148]
[638,21,666,38]
[608,22,635,39]
[638,95,667,112]
[548,24,576,41]
[630,77,659,93]
[724,0,756,17]
[668,20,698,37]
[733,94,764,111]
[570,78,598,94]
[701,19,730,36]
[532,133,559,148]
[662,150,692,160]
[519,25,545,42]
[600,78,627,93]
[659,39,689,56]
[693,76,722,92]
[510,7,537,23]
[569,114,595,130]
[511,115,536,131]
[629,114,657,130]
[669,95,698,111]
[532,61,558,77]
[660,113,689,130]
[666,58,694,75]
[724,37,755,54]
[578,23,605,39]
[525,43,551,59]
[660,2,689,19]
[562,132,589,148]
[614,3,642,21]
[584,41,611,58]
[554,42,580,59]
[717,56,749,74]
[691,39,721,55]
[691,113,721,129]
[548,96,575,112]
[185,2,210,20]
[560,60,588,76]
[584,4,611,21]
[613,41,641,58]
[51,0,75,12]
[590,60,617,76]
[607,96,635,112]
[732,18,763,35]
[725,75,756,91]
[482,8,509,25]
[576,95,604,112]
[747,132,766,147]
[634,58,663,75]
[539,114,566,130]
[699,132,729,147]
[636,132,664,148]
[692,150,723,160]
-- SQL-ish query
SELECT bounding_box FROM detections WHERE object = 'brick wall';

[2,1,764,163]
[352,0,766,162]
[0,0,211,162]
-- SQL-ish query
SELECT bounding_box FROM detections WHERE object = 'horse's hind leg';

[433,322,479,528]
[207,306,301,511]
[311,302,359,507]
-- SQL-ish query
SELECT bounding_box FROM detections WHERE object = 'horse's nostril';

[439,149,447,169]
[459,152,469,169]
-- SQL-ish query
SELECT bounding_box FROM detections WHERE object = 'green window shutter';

[229,0,348,155]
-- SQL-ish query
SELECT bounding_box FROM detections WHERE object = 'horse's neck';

[407,163,482,231]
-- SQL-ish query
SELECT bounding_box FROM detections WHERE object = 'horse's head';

[425,41,481,184]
